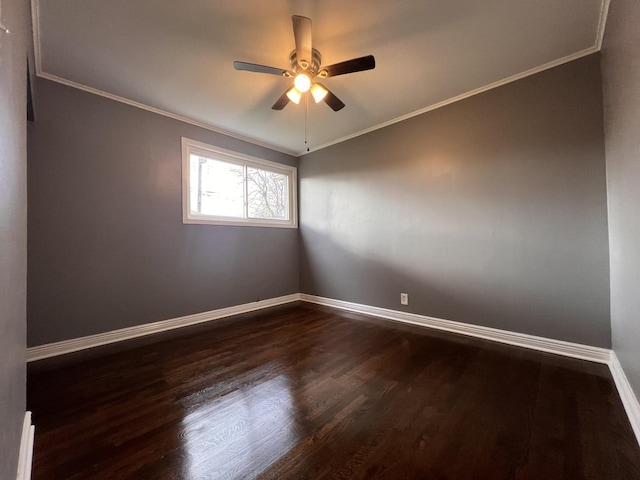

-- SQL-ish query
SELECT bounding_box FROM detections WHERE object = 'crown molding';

[29,1,297,157]
[302,46,600,155]
[596,0,611,50]
[30,0,610,159]
[36,72,300,157]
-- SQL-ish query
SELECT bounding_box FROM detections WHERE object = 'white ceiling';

[32,0,609,156]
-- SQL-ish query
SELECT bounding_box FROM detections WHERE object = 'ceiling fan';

[234,15,375,112]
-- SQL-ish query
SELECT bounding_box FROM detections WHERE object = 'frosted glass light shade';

[294,73,311,92]
[286,87,302,104]
[310,83,328,103]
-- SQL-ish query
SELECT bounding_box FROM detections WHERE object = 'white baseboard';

[28,292,612,364]
[24,292,639,447]
[26,294,300,361]
[16,412,34,480]
[609,352,640,447]
[300,294,612,364]
[302,294,640,446]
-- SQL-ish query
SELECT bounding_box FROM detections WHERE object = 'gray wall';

[0,0,27,477]
[300,54,611,347]
[28,78,299,346]
[602,0,640,399]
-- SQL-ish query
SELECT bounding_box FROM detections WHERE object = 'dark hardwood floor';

[28,302,640,479]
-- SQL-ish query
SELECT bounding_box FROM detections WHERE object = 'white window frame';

[182,137,298,228]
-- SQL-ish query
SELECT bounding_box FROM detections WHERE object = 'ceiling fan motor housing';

[289,48,324,77]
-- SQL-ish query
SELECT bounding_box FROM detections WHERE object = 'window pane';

[246,167,289,220]
[183,138,297,227]
[190,154,244,218]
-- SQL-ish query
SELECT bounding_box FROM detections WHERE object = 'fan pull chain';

[305,94,310,152]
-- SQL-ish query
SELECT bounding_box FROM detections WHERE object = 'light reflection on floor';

[180,373,301,479]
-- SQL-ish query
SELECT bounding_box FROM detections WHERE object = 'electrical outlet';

[400,293,409,305]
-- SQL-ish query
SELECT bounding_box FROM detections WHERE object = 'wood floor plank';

[28,302,640,479]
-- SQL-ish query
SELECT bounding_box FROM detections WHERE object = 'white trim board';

[609,352,640,447]
[596,0,611,50]
[16,412,34,480]
[301,294,639,446]
[27,293,611,364]
[303,47,600,155]
[31,0,611,158]
[26,294,299,362]
[25,293,640,447]
[28,1,297,158]
[300,294,611,364]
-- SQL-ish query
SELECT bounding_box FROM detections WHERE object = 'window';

[182,138,297,228]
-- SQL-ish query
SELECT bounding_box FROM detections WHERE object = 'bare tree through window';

[246,167,287,219]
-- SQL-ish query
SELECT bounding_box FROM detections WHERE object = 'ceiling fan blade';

[272,90,291,110]
[316,83,345,111]
[323,55,375,77]
[234,61,288,76]
[292,15,312,67]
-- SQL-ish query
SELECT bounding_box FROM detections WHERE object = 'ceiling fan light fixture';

[235,15,376,112]
[286,86,303,104]
[310,83,328,103]
[294,72,311,93]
